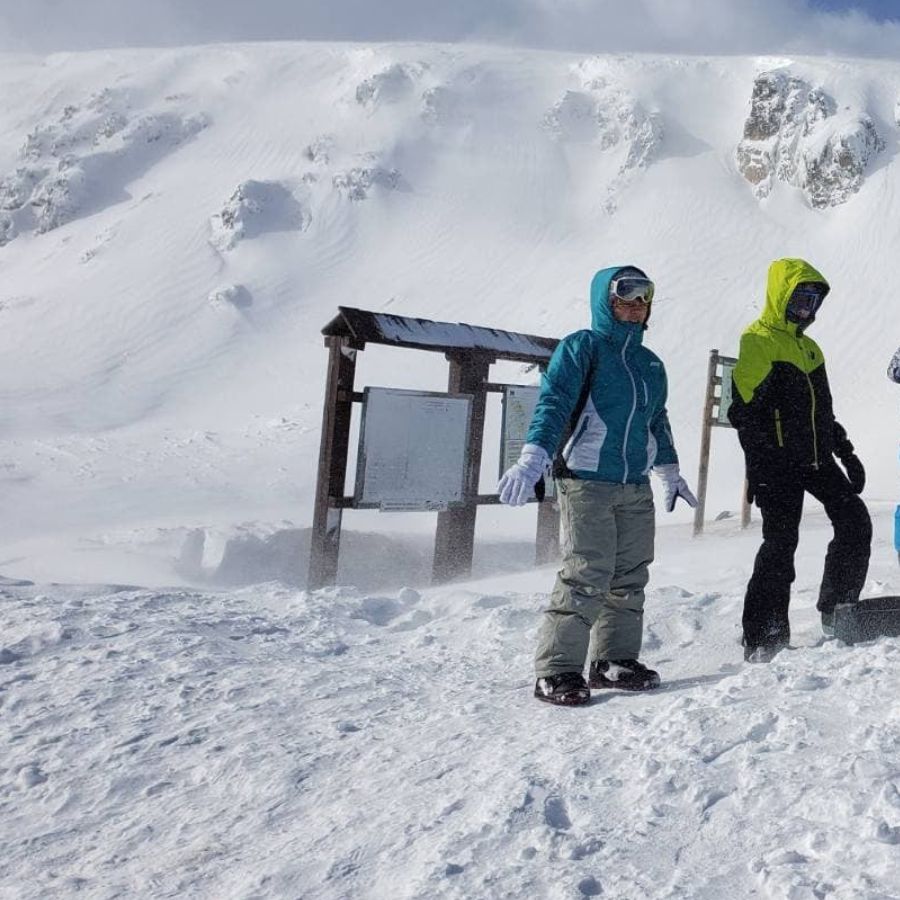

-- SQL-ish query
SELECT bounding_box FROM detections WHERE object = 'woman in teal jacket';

[527,266,678,482]
[499,266,696,706]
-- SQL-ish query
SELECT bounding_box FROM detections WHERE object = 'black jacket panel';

[728,360,837,476]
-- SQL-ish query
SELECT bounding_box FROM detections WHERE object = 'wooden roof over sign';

[321,306,559,363]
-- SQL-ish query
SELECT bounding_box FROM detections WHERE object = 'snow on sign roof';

[321,307,558,363]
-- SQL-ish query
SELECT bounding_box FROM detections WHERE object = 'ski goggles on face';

[787,282,828,317]
[610,276,655,304]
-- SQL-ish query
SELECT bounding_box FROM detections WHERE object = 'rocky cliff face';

[544,61,663,173]
[736,70,884,208]
[0,88,207,246]
[542,60,664,213]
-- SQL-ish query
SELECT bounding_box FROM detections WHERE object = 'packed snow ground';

[1,40,900,900]
[2,506,899,899]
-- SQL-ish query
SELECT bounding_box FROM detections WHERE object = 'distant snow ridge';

[0,88,207,245]
[736,70,884,208]
[210,179,311,251]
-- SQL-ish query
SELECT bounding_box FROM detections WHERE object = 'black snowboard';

[833,596,900,645]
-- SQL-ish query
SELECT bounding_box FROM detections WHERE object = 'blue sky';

[812,0,900,20]
[2,0,900,56]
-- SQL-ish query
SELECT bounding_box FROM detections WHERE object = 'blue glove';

[654,464,698,512]
[498,444,550,506]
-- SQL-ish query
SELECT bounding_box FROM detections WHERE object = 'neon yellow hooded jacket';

[728,258,849,473]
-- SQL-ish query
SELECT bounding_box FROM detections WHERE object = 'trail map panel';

[717,360,736,426]
[355,388,472,511]
[500,385,540,474]
[500,384,555,499]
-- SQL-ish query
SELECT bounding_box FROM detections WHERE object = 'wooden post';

[308,336,358,590]
[741,482,751,528]
[535,498,560,565]
[534,361,560,564]
[432,353,492,583]
[693,349,718,537]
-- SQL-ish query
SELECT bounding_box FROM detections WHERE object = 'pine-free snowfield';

[1,39,900,899]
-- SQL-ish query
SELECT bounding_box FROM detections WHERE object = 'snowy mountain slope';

[0,43,899,584]
[2,40,900,900]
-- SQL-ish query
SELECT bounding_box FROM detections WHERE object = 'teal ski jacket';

[526,266,678,484]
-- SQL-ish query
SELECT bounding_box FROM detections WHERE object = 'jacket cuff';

[520,443,550,465]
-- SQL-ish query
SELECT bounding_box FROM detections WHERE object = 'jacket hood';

[760,258,829,333]
[590,265,649,344]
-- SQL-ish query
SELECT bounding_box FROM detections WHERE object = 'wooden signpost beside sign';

[693,348,750,536]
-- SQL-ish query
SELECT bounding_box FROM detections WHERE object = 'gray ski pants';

[534,478,655,677]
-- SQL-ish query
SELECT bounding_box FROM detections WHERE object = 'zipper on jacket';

[805,371,818,468]
[774,409,784,447]
[797,336,819,469]
[621,333,637,483]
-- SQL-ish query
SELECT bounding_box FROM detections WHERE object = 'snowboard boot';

[534,672,590,706]
[743,641,788,663]
[821,610,835,638]
[588,659,660,691]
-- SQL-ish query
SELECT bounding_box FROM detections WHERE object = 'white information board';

[355,387,472,511]
[717,360,736,426]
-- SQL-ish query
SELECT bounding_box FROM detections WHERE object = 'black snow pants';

[743,458,872,649]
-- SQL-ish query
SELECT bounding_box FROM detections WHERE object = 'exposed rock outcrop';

[209,180,311,252]
[208,283,253,310]
[332,166,401,201]
[0,88,207,245]
[543,81,663,174]
[355,63,421,108]
[736,70,883,208]
[541,62,664,214]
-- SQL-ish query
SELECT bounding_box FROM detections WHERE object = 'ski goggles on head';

[610,276,654,304]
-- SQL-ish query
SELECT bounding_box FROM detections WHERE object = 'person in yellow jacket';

[728,258,871,662]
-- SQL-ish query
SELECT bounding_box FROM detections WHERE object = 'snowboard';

[833,596,900,645]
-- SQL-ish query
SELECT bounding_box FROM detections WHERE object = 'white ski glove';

[654,464,698,512]
[498,443,551,506]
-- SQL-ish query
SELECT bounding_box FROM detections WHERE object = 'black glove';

[839,453,865,494]
[833,422,854,460]
[832,422,865,494]
[745,464,787,507]
[745,459,765,506]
